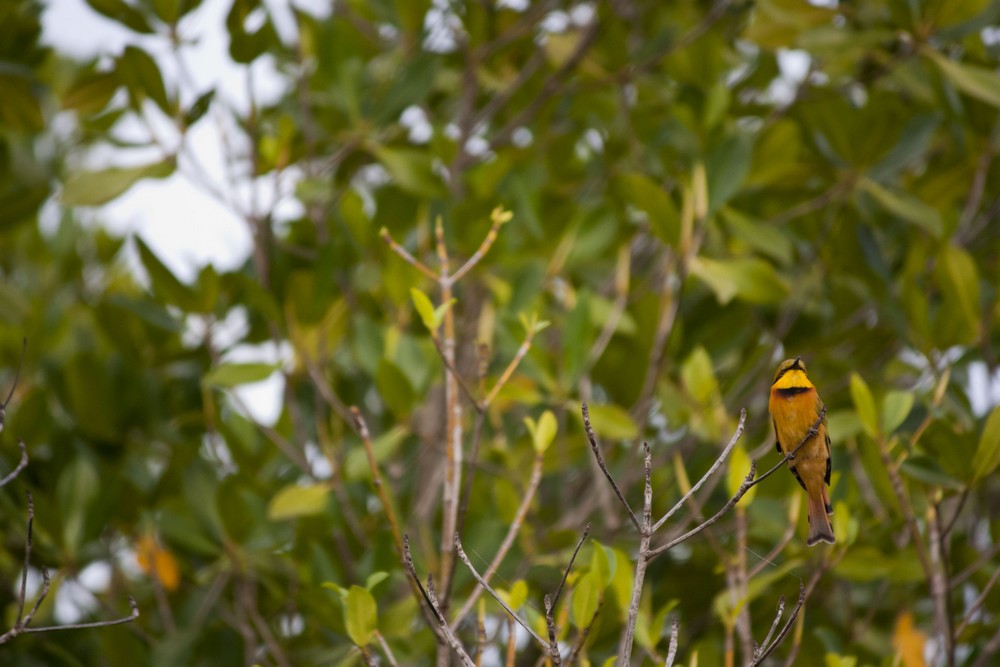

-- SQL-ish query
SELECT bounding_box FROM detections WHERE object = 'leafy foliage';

[2,0,1000,665]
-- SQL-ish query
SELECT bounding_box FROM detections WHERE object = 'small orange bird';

[768,357,835,546]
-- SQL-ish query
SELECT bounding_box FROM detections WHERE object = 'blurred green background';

[1,0,1000,665]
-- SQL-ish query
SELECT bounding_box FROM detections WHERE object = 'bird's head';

[772,356,811,388]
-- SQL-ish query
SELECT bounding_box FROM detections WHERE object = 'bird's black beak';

[792,356,802,369]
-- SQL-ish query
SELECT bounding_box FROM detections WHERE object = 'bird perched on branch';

[768,357,835,546]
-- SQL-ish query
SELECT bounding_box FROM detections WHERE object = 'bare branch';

[453,534,550,650]
[430,334,481,408]
[401,535,476,667]
[652,410,746,532]
[379,227,438,281]
[23,596,139,635]
[647,461,757,561]
[754,595,786,661]
[954,540,1000,587]
[16,490,36,625]
[618,443,653,665]
[375,630,400,667]
[448,209,509,285]
[664,617,679,667]
[353,409,444,637]
[565,597,604,664]
[483,329,536,407]
[1,337,26,415]
[0,439,29,490]
[954,565,1000,639]
[582,402,641,531]
[451,453,544,628]
[750,583,805,666]
[553,522,591,609]
[543,595,561,665]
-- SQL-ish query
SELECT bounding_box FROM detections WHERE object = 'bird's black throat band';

[776,386,812,396]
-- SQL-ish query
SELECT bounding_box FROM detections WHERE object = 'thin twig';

[375,630,400,667]
[652,410,746,532]
[401,535,476,667]
[648,408,823,561]
[566,597,604,665]
[379,227,438,281]
[954,566,1000,639]
[447,208,509,285]
[474,601,487,667]
[450,453,544,627]
[453,534,550,650]
[22,597,139,635]
[929,504,956,667]
[543,595,562,665]
[353,408,443,638]
[431,334,481,407]
[483,330,536,407]
[664,617,679,667]
[582,402,641,531]
[750,582,805,666]
[618,443,653,665]
[754,595,786,661]
[0,440,29,491]
[972,622,1000,667]
[954,540,1000,587]
[0,337,27,422]
[553,523,591,609]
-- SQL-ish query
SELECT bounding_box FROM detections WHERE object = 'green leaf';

[118,45,171,112]
[203,363,277,388]
[525,410,557,454]
[322,581,348,600]
[135,236,197,308]
[499,580,529,611]
[63,70,121,115]
[345,426,408,480]
[924,49,1000,109]
[267,484,330,521]
[881,391,914,434]
[935,244,981,344]
[706,131,754,213]
[433,299,456,329]
[62,158,175,207]
[57,454,100,556]
[366,571,390,591]
[850,374,879,439]
[410,288,437,331]
[681,346,719,406]
[860,178,943,237]
[375,359,416,415]
[579,403,637,440]
[590,541,615,589]
[226,0,279,64]
[345,585,378,647]
[726,445,756,502]
[571,572,600,628]
[183,89,215,128]
[84,0,154,33]
[615,172,680,245]
[689,256,789,305]
[372,146,445,197]
[971,406,1000,483]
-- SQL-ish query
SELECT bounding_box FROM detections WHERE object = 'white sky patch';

[223,340,294,426]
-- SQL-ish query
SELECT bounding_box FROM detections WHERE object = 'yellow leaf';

[136,535,180,592]
[893,612,927,667]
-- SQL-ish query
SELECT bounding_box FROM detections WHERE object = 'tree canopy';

[1,0,1000,665]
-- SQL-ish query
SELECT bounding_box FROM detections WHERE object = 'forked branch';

[0,491,139,645]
